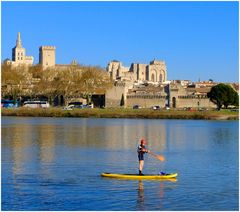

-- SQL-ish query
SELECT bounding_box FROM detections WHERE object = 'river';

[1,116,239,210]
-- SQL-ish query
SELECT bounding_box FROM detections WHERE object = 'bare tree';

[79,66,113,103]
[2,62,113,106]
[1,63,30,102]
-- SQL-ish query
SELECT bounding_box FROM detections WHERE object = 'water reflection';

[136,179,178,210]
[2,118,170,175]
[137,181,145,210]
[2,117,238,211]
[2,118,238,177]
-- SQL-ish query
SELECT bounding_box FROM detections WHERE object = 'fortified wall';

[105,81,132,108]
[125,83,167,108]
[168,83,215,109]
[126,94,167,108]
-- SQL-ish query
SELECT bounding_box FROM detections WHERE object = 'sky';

[1,1,239,82]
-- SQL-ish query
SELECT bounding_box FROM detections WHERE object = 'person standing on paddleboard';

[137,139,149,175]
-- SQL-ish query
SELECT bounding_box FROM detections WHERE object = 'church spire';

[16,32,22,47]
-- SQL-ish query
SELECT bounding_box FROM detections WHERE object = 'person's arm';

[142,147,149,153]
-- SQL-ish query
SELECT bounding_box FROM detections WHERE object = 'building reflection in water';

[8,124,35,176]
[101,120,167,151]
[4,119,169,177]
[38,125,56,164]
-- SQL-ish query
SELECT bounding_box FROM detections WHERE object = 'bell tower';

[12,32,26,63]
[39,46,56,69]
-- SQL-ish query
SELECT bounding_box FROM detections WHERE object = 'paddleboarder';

[137,139,149,175]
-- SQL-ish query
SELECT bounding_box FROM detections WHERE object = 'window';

[151,73,155,82]
[159,74,163,82]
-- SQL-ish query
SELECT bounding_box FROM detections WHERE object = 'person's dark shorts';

[138,153,144,161]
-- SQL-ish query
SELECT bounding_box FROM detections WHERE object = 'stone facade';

[148,60,167,82]
[168,82,215,109]
[107,59,167,83]
[126,94,167,108]
[105,80,217,109]
[10,32,34,66]
[105,81,132,108]
[39,46,56,69]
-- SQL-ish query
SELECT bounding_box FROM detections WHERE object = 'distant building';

[9,32,34,66]
[107,59,167,83]
[39,46,56,69]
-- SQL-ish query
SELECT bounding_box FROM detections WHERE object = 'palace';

[107,59,167,83]
[3,32,238,109]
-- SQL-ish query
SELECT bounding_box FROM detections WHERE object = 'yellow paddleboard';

[101,172,178,180]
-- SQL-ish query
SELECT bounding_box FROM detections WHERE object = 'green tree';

[207,83,239,110]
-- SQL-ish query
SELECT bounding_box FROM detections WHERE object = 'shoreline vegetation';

[1,108,239,120]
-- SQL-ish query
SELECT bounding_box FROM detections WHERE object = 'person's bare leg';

[139,160,144,175]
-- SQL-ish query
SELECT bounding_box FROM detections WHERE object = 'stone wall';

[126,94,166,108]
[176,95,215,108]
[105,82,129,108]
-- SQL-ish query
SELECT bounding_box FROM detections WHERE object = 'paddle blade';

[157,155,165,162]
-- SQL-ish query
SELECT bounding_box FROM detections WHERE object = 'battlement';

[39,46,56,50]
[150,60,165,65]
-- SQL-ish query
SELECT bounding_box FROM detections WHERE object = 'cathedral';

[7,32,56,69]
[10,32,34,66]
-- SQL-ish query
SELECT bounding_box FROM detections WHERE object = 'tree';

[32,67,59,104]
[1,62,113,106]
[79,66,113,104]
[1,63,29,102]
[207,83,239,110]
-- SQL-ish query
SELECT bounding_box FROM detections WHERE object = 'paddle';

[148,150,165,162]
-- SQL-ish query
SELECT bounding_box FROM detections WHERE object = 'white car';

[62,105,74,110]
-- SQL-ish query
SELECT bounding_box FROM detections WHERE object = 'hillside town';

[2,32,239,110]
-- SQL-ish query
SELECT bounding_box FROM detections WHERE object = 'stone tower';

[39,46,56,69]
[148,60,167,83]
[11,32,34,65]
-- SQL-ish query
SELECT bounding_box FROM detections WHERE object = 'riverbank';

[1,108,239,120]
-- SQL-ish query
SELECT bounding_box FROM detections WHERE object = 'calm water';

[1,116,239,211]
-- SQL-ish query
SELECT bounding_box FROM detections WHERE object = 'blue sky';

[1,1,239,82]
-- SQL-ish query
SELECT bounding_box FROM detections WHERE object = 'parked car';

[68,102,83,107]
[133,105,141,109]
[79,104,93,108]
[62,105,74,110]
[23,101,50,108]
[1,99,19,108]
[64,102,93,109]
[152,105,160,110]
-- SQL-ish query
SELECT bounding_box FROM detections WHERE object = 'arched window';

[159,74,163,82]
[151,73,155,82]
